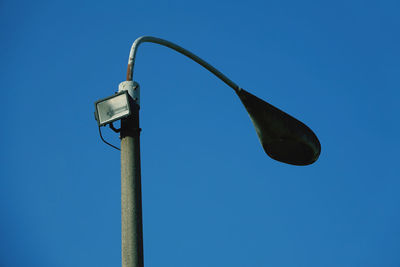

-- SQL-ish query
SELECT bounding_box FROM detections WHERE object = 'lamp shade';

[237,89,321,165]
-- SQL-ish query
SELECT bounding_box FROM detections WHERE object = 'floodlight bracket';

[109,122,121,133]
[119,81,140,107]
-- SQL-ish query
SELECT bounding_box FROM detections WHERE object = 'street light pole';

[94,36,321,267]
[120,81,143,267]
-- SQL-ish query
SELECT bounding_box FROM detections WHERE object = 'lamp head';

[237,89,321,166]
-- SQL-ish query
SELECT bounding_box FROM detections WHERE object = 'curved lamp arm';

[124,35,321,166]
[126,36,240,92]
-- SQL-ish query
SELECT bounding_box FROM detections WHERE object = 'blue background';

[1,0,399,266]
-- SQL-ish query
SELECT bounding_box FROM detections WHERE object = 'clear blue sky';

[1,0,399,266]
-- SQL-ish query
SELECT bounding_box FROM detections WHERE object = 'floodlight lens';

[96,92,130,126]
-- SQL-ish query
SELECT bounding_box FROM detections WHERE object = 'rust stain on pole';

[126,63,133,81]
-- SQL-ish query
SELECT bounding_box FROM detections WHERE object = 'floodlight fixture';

[95,91,131,127]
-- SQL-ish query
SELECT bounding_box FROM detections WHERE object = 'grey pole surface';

[121,101,143,267]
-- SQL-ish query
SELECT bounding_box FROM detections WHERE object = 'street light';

[94,36,321,267]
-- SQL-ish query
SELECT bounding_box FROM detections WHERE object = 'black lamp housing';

[237,89,321,166]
